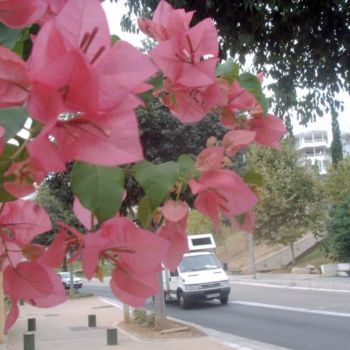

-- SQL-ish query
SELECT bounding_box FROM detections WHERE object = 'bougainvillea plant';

[0,0,285,331]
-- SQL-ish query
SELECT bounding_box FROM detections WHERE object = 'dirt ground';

[119,318,205,340]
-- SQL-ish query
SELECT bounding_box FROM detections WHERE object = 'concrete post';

[107,328,118,345]
[88,314,96,327]
[27,318,36,332]
[23,333,35,350]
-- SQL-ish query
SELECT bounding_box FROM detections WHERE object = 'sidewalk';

[5,296,234,350]
[229,273,350,291]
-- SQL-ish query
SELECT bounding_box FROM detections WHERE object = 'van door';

[168,269,181,298]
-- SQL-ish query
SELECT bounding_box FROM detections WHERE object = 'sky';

[101,1,350,137]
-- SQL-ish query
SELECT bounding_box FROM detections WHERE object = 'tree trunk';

[290,242,296,264]
[154,271,167,330]
[0,273,5,343]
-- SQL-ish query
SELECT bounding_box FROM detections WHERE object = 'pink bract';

[138,0,194,41]
[150,18,219,88]
[195,147,225,173]
[189,169,258,231]
[0,46,30,108]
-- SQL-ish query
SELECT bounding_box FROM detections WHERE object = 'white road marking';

[230,300,350,318]
[230,280,350,293]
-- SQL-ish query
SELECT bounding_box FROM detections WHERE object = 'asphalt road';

[82,281,350,350]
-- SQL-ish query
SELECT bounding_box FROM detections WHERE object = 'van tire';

[178,292,189,309]
[164,291,171,303]
[220,296,228,305]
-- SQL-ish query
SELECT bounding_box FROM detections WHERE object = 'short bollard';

[19,299,24,306]
[88,314,96,327]
[223,262,228,271]
[107,328,118,345]
[23,332,35,350]
[27,318,36,332]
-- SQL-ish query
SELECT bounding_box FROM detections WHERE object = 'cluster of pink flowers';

[0,0,286,331]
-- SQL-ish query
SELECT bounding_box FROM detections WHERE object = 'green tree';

[326,195,350,262]
[120,0,349,140]
[324,158,350,204]
[248,140,325,262]
[34,185,82,244]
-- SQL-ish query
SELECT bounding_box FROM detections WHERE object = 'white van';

[163,234,231,309]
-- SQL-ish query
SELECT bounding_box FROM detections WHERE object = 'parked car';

[58,272,83,289]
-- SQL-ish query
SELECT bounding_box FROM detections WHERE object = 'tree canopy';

[118,0,349,130]
[248,139,325,248]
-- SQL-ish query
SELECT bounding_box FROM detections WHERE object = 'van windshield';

[179,253,221,272]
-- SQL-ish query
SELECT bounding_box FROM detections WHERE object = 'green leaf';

[216,58,239,83]
[238,73,269,114]
[111,34,120,44]
[147,74,163,89]
[0,185,15,202]
[177,154,199,180]
[0,107,28,141]
[0,24,23,49]
[243,169,263,187]
[71,162,125,223]
[137,196,152,228]
[133,161,179,210]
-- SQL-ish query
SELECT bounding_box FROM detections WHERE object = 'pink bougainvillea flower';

[110,269,159,307]
[73,196,97,230]
[0,46,30,108]
[94,40,158,111]
[231,211,256,233]
[0,0,47,28]
[38,228,67,268]
[249,114,286,150]
[50,103,144,166]
[4,262,66,331]
[25,0,157,168]
[138,0,194,41]
[150,18,219,88]
[0,200,51,246]
[189,169,258,231]
[223,130,256,157]
[4,159,46,198]
[81,217,169,306]
[0,0,68,28]
[157,200,189,271]
[195,146,225,173]
[162,79,223,123]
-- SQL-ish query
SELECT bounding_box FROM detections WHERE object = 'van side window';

[170,270,179,277]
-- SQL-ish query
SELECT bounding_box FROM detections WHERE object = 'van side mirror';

[170,270,179,277]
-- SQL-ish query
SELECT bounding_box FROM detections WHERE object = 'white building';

[295,130,330,174]
[294,129,350,174]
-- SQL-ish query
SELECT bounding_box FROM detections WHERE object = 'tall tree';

[119,0,349,135]
[324,158,350,204]
[326,195,350,262]
[248,140,325,262]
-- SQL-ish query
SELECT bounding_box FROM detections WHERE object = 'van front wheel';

[220,296,228,305]
[178,292,189,309]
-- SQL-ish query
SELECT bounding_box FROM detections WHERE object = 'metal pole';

[248,233,257,279]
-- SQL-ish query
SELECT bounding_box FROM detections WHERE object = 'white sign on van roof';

[188,234,216,251]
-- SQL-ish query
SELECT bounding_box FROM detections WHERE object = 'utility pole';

[154,271,167,329]
[248,233,257,279]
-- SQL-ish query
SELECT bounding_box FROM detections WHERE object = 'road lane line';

[230,300,350,317]
[230,281,350,293]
